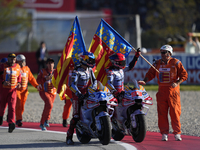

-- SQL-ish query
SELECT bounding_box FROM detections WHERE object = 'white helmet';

[160,45,173,55]
[16,54,26,62]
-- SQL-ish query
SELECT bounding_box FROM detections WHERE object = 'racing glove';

[135,48,141,58]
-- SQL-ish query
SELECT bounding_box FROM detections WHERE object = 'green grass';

[28,73,200,92]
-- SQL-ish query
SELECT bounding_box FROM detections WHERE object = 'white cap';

[16,54,26,62]
[160,45,173,55]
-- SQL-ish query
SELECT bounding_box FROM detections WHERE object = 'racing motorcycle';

[111,79,153,143]
[76,81,118,145]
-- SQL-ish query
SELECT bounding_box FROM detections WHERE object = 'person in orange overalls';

[15,54,41,127]
[62,68,73,127]
[37,58,56,131]
[0,53,21,133]
[138,45,188,141]
[62,98,72,127]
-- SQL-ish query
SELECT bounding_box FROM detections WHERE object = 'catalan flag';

[88,19,133,86]
[52,16,86,100]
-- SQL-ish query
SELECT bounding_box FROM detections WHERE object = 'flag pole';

[132,48,160,74]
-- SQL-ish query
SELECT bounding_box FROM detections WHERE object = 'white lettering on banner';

[125,70,147,82]
[187,70,200,83]
[187,57,200,69]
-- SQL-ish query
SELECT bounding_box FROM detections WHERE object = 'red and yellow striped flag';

[88,19,133,86]
[52,16,87,100]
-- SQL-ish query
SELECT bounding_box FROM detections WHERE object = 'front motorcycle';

[111,79,153,143]
[76,81,118,145]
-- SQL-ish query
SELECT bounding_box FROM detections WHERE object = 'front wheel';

[130,114,146,143]
[98,116,111,145]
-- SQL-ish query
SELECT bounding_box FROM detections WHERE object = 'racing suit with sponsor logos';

[37,68,56,125]
[106,55,139,97]
[67,66,97,137]
[144,58,188,135]
[16,66,39,122]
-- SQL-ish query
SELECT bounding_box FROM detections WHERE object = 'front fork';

[95,111,110,131]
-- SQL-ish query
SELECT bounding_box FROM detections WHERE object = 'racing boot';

[66,136,74,145]
[8,123,15,133]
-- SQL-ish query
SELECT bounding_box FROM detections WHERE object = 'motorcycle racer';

[66,52,97,145]
[106,48,141,101]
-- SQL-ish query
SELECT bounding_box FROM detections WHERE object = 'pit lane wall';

[125,53,200,85]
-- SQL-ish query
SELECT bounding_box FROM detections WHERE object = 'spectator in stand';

[36,41,48,73]
[184,35,196,54]
[195,37,200,53]
[0,53,21,133]
[37,58,56,131]
[15,54,42,127]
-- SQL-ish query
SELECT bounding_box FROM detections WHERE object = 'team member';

[106,49,141,100]
[138,45,188,141]
[15,54,41,127]
[62,68,73,127]
[62,98,72,127]
[37,58,56,131]
[0,53,21,133]
[66,52,97,145]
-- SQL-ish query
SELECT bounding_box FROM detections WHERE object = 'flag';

[88,19,134,86]
[52,16,86,100]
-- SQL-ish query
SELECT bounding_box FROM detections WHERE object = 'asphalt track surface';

[0,121,200,150]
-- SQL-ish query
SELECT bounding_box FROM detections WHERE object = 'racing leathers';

[67,66,97,138]
[144,58,188,135]
[106,54,140,99]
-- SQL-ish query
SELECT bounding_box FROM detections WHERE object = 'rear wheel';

[76,128,91,144]
[98,116,111,145]
[131,114,146,143]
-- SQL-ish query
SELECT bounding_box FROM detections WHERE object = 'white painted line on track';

[0,126,137,150]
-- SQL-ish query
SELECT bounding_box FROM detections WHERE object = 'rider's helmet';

[109,53,126,69]
[80,52,96,68]
[0,58,8,63]
[160,45,173,55]
[16,54,26,62]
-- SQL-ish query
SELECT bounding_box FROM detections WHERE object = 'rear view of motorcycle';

[75,81,118,145]
[111,79,153,143]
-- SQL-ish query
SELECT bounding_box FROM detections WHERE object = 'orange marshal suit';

[145,57,188,135]
[37,68,56,125]
[16,66,39,121]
